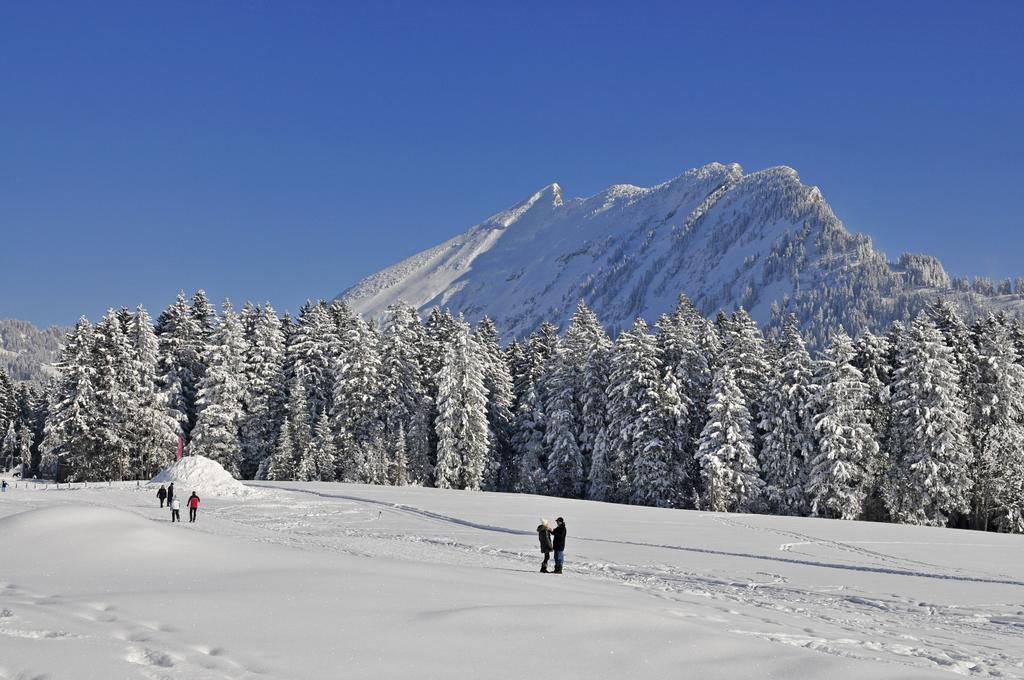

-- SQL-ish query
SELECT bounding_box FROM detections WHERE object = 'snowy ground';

[1,481,1022,679]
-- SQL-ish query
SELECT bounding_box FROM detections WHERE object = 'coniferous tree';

[657,295,715,491]
[127,306,181,478]
[264,416,296,481]
[288,380,314,480]
[41,318,97,480]
[380,304,431,483]
[696,365,761,512]
[92,310,138,479]
[544,351,585,498]
[758,318,814,515]
[239,304,286,478]
[719,308,770,413]
[852,330,892,521]
[510,329,552,493]
[288,302,337,420]
[972,321,1024,532]
[156,292,204,441]
[332,316,383,478]
[0,368,16,442]
[191,302,247,477]
[806,331,877,520]
[190,290,216,341]
[565,303,613,498]
[390,423,410,486]
[434,321,490,490]
[605,319,678,504]
[307,412,338,482]
[887,314,973,526]
[473,317,514,490]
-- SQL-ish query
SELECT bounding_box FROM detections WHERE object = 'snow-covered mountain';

[338,163,1023,343]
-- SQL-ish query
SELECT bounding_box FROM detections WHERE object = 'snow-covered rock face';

[339,162,1022,343]
[150,455,253,496]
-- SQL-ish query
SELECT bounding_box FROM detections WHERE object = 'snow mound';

[150,456,254,496]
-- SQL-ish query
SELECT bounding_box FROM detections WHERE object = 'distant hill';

[0,319,64,383]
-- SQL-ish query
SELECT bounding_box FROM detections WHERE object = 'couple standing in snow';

[536,517,567,574]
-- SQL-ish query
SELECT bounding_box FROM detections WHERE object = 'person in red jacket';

[187,491,200,523]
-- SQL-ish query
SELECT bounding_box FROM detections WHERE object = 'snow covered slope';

[339,163,1023,342]
[2,481,1022,679]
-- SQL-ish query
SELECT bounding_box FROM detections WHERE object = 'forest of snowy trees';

[3,291,1023,533]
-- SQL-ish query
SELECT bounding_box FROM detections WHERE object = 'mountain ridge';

[339,162,1020,343]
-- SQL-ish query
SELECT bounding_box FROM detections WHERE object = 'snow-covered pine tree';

[288,301,338,420]
[390,423,410,486]
[433,320,490,490]
[15,421,32,477]
[971,320,1024,532]
[239,304,286,478]
[358,433,390,485]
[379,304,431,483]
[41,318,98,480]
[543,350,584,498]
[805,330,877,520]
[0,368,15,442]
[190,301,247,477]
[190,290,216,340]
[420,308,461,482]
[604,320,654,503]
[127,306,180,478]
[926,299,979,414]
[307,412,337,482]
[509,325,557,493]
[586,426,614,502]
[695,364,762,512]
[718,308,769,414]
[287,380,314,480]
[331,315,383,480]
[263,416,296,481]
[852,330,892,521]
[91,309,138,480]
[155,292,204,442]
[632,363,687,508]
[758,318,814,515]
[887,313,973,526]
[605,318,687,506]
[657,295,715,482]
[473,317,514,491]
[563,302,612,494]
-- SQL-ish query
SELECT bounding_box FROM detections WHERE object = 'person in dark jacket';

[187,492,200,523]
[166,482,175,507]
[537,520,553,572]
[157,485,167,508]
[551,517,567,574]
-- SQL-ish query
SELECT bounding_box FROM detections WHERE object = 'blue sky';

[2,1,1022,327]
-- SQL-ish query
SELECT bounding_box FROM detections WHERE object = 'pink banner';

[177,436,183,461]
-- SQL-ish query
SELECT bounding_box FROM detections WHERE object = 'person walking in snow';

[537,519,554,572]
[1,480,7,492]
[187,492,200,523]
[170,497,181,523]
[551,517,567,574]
[157,484,167,508]
[166,482,175,507]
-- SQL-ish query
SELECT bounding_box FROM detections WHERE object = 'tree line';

[3,291,1022,532]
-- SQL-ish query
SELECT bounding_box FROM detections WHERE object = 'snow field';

[0,482,1022,679]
